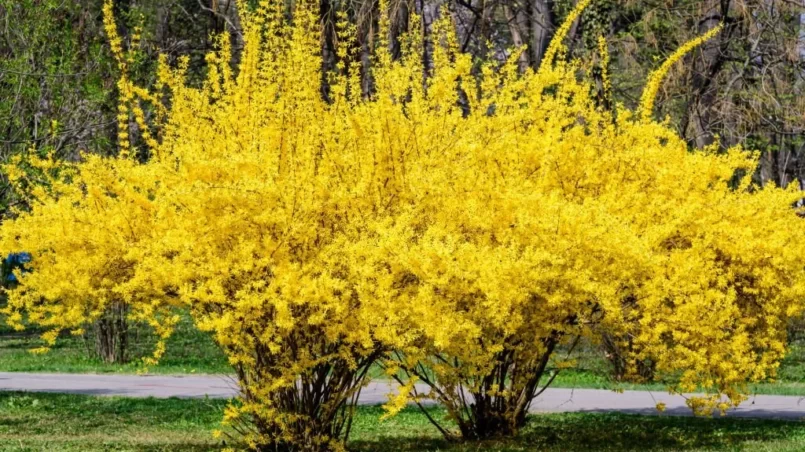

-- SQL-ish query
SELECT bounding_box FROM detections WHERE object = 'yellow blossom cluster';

[3,0,805,448]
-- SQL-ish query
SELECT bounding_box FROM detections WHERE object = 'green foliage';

[0,0,225,215]
[0,0,116,217]
[0,0,117,157]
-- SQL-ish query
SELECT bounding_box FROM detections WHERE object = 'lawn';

[0,314,230,375]
[545,342,805,397]
[1,392,805,451]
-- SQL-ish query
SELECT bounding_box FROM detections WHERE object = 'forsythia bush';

[0,154,180,360]
[3,0,805,449]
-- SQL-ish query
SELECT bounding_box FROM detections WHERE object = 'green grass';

[0,313,230,375]
[548,368,805,397]
[351,407,805,451]
[1,392,805,451]
[544,341,805,397]
[0,392,226,451]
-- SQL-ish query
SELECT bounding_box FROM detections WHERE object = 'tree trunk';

[416,0,437,76]
[684,0,730,148]
[530,0,555,69]
[503,3,529,72]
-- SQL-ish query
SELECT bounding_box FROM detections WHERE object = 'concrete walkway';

[1,372,804,419]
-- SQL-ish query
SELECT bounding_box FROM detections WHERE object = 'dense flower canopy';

[2,0,805,447]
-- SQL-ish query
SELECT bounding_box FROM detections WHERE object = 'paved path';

[1,372,804,419]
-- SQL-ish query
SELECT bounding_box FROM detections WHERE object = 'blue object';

[3,252,31,284]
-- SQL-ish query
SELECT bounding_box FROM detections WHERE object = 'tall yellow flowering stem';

[540,0,592,71]
[639,24,725,121]
[598,35,613,107]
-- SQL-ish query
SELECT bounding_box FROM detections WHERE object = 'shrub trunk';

[92,302,129,364]
[230,339,380,452]
[396,335,561,441]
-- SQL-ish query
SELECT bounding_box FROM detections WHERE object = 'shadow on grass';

[349,409,805,451]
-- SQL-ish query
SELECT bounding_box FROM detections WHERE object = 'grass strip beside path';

[1,392,805,451]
